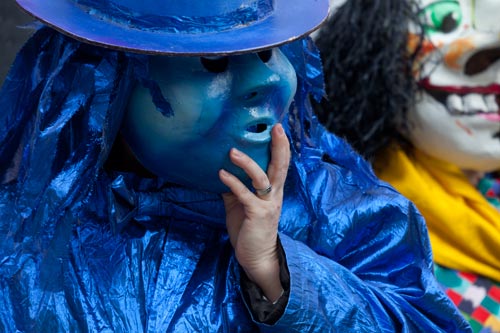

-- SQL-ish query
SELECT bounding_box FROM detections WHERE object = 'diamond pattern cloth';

[435,173,500,333]
[435,265,500,333]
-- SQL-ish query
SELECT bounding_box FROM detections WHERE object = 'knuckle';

[241,157,253,169]
[253,174,269,187]
[258,174,269,185]
[240,188,254,201]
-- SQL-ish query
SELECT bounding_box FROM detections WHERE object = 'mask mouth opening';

[464,47,500,76]
[419,78,500,116]
[246,123,269,133]
[426,89,499,116]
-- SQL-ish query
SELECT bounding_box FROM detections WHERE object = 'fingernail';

[276,123,284,136]
[219,169,229,177]
[231,148,243,157]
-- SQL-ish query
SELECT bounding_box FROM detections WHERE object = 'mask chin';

[408,132,500,172]
[443,153,500,173]
[126,140,271,194]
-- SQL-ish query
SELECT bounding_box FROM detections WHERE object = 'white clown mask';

[408,0,500,171]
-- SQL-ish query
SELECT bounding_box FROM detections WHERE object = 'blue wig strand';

[280,37,326,157]
[0,27,135,250]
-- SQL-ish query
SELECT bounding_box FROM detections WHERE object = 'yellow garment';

[374,147,500,282]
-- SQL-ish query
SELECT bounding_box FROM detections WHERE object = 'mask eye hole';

[200,56,229,73]
[258,50,273,63]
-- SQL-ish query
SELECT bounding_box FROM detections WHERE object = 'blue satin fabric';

[0,28,471,332]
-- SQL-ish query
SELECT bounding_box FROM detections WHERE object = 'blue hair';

[0,27,135,247]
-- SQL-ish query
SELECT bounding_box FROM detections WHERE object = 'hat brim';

[16,0,329,55]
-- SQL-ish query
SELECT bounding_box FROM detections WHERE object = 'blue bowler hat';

[16,0,329,55]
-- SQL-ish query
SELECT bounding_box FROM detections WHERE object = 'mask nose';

[232,51,293,105]
[464,46,500,75]
[229,50,296,138]
[462,1,500,75]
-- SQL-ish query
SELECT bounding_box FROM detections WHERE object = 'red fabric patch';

[471,307,490,323]
[446,289,463,307]
[489,285,500,302]
[459,271,478,283]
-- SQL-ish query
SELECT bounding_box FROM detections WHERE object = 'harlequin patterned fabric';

[478,174,500,211]
[435,265,500,333]
[434,173,500,333]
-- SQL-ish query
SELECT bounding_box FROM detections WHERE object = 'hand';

[218,123,290,302]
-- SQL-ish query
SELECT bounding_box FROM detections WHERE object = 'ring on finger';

[255,184,272,196]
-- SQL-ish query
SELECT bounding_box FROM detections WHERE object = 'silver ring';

[255,184,272,196]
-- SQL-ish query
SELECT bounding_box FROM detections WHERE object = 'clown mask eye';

[420,0,462,34]
[258,49,273,63]
[200,56,229,73]
[200,50,273,74]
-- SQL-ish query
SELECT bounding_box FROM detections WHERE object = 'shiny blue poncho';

[0,28,470,332]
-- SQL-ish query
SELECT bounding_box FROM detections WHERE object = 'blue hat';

[16,0,329,55]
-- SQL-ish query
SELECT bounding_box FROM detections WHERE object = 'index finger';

[267,123,291,191]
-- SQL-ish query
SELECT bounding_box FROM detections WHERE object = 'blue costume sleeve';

[250,128,471,332]
[0,28,471,332]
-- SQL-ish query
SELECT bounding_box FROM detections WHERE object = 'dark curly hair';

[314,0,424,161]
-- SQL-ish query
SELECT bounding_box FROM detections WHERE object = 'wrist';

[242,257,282,302]
[239,235,291,324]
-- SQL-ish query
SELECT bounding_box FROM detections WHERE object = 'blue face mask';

[122,48,297,193]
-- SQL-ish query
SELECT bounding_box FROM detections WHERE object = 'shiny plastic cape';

[0,28,470,332]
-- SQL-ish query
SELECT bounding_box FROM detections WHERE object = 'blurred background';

[0,0,34,85]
